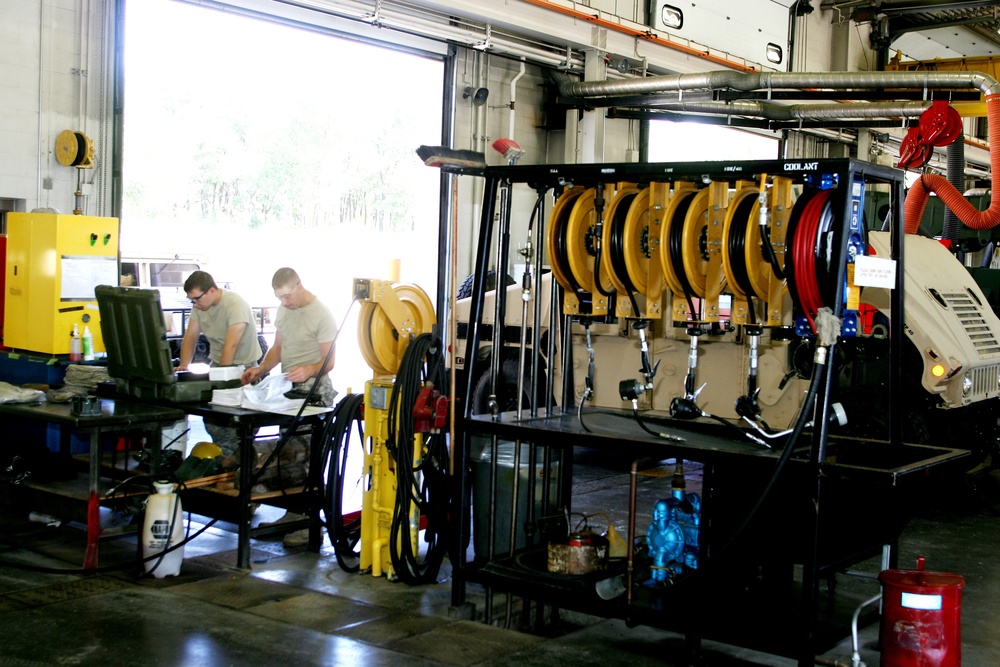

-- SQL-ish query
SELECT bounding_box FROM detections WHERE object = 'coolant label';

[901,592,943,610]
[853,255,896,288]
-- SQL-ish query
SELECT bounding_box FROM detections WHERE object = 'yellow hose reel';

[721,177,793,326]
[600,184,640,306]
[355,279,436,377]
[601,184,667,319]
[547,187,586,315]
[564,185,615,315]
[548,177,790,325]
[722,185,765,325]
[55,130,95,168]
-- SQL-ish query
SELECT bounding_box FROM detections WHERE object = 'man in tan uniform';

[178,270,261,370]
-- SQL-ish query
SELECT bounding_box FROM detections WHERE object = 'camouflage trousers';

[213,374,337,486]
[294,374,338,406]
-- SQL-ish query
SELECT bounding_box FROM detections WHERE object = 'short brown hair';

[272,267,300,290]
[184,270,217,293]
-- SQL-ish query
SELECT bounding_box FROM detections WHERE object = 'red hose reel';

[897,100,963,169]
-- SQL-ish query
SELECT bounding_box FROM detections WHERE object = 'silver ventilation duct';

[559,70,1000,104]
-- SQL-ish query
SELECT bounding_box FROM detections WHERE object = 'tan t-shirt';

[274,299,337,369]
[190,290,261,366]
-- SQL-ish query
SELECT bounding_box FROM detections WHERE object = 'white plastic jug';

[141,481,184,578]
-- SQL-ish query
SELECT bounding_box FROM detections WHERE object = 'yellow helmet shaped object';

[190,442,223,459]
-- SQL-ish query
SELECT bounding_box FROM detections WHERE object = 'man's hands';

[241,363,314,385]
[283,364,315,384]
[242,366,265,385]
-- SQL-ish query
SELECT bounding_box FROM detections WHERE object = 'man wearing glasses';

[177,270,264,459]
[178,270,262,372]
[241,267,337,407]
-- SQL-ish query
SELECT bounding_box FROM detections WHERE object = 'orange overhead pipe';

[904,93,1000,234]
[519,0,760,73]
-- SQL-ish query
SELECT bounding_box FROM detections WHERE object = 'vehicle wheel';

[456,270,515,300]
[257,334,269,365]
[469,355,542,416]
[193,334,212,364]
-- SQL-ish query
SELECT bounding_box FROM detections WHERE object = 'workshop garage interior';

[1,1,1000,665]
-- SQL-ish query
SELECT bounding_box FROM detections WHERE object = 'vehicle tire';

[257,334,269,365]
[469,354,543,416]
[193,334,212,364]
[456,270,515,300]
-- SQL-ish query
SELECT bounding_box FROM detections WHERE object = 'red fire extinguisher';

[878,556,965,667]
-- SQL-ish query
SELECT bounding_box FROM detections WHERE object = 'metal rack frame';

[449,158,969,666]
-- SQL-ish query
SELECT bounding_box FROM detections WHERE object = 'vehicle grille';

[942,291,1000,357]
[969,363,1000,397]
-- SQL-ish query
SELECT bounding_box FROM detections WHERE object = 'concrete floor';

[1,452,999,666]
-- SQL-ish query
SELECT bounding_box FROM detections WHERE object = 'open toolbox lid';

[94,285,176,387]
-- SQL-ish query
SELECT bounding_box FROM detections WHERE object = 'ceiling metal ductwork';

[558,69,1000,235]
[558,70,1000,104]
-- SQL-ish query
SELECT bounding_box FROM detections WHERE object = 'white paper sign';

[853,255,896,288]
[61,256,118,301]
[901,592,943,611]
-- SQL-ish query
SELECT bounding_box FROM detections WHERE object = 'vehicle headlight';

[962,373,973,397]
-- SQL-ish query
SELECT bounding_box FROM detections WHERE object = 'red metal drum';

[878,557,965,667]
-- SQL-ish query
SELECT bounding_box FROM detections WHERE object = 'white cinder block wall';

[1,0,115,216]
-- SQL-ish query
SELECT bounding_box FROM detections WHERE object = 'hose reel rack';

[543,164,867,333]
[453,158,923,667]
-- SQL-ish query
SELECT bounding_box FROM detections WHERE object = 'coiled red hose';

[791,189,833,333]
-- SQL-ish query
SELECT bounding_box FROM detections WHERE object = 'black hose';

[715,351,827,558]
[655,350,828,591]
[668,191,698,313]
[387,332,451,585]
[761,227,786,281]
[0,504,219,576]
[726,194,759,299]
[631,403,663,438]
[318,393,365,572]
[942,132,965,243]
[578,392,592,432]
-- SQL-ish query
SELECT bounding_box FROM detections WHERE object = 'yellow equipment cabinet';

[4,213,118,355]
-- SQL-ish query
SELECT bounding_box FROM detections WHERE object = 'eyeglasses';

[276,282,299,302]
[188,291,209,304]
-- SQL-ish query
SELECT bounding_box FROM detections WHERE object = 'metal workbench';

[0,398,186,570]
